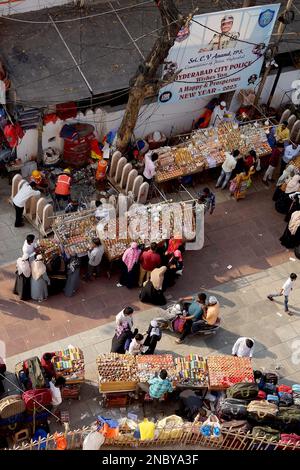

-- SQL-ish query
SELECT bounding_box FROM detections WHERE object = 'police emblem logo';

[258,9,275,27]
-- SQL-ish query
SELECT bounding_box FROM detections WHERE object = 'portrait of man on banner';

[199,15,240,52]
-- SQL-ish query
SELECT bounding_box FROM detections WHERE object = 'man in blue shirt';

[138,369,173,400]
[176,293,207,344]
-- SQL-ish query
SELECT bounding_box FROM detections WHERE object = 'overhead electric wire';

[0,0,153,24]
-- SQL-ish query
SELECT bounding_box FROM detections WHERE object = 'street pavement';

[3,259,300,430]
[1,172,300,430]
[0,174,292,357]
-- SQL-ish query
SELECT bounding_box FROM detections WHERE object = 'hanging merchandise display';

[61,123,95,168]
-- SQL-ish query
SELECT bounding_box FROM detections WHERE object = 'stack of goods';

[207,356,254,389]
[71,164,96,184]
[36,238,61,263]
[97,354,138,392]
[175,355,209,387]
[238,124,271,157]
[156,150,182,182]
[136,355,177,383]
[53,211,97,256]
[52,347,85,383]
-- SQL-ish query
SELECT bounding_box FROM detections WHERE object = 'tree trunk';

[116,0,185,153]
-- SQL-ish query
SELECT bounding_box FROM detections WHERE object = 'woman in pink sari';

[117,242,141,288]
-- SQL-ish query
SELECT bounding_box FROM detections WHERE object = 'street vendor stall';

[98,200,197,262]
[97,354,138,406]
[207,355,254,391]
[52,209,97,257]
[52,346,85,400]
[155,122,272,184]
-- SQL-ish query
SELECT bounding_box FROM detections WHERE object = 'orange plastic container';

[96,159,107,181]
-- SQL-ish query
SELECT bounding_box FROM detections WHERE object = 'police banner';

[158,4,280,104]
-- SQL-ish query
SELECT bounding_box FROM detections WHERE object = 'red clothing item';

[244,155,255,170]
[41,352,55,379]
[269,147,281,167]
[140,250,161,271]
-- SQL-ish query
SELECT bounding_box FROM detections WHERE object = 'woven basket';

[0,395,26,419]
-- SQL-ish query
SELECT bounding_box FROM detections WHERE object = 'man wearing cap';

[200,15,240,52]
[210,101,227,127]
[55,169,72,206]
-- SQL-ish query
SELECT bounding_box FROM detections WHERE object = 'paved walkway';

[3,259,300,430]
[0,173,292,356]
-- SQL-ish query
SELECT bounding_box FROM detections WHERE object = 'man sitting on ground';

[139,369,173,400]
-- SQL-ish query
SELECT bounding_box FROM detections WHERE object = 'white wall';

[17,96,209,161]
[17,68,299,162]
[0,0,72,15]
[230,69,300,112]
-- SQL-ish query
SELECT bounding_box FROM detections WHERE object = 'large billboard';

[158,4,280,104]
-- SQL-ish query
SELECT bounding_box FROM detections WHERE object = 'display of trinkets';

[207,355,254,389]
[52,347,85,383]
[175,355,209,387]
[136,354,177,382]
[53,209,97,256]
[96,353,138,383]
[155,122,271,183]
[36,238,61,263]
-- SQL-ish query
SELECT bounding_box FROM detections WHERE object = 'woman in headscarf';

[139,266,167,306]
[143,320,162,354]
[117,242,141,288]
[275,173,300,215]
[280,210,300,248]
[31,255,50,302]
[163,250,184,289]
[64,255,80,297]
[13,254,31,300]
[273,165,296,202]
[111,321,133,354]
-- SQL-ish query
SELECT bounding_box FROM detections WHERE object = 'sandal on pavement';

[175,339,184,344]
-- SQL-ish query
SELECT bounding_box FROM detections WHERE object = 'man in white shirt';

[49,376,66,415]
[128,333,144,355]
[232,337,254,358]
[210,101,227,127]
[86,237,104,280]
[281,142,300,174]
[268,272,297,315]
[22,234,36,262]
[13,181,41,227]
[143,152,158,183]
[216,149,239,189]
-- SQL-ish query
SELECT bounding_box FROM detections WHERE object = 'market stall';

[98,200,197,262]
[96,353,254,405]
[207,355,254,391]
[52,209,97,257]
[52,347,85,400]
[175,354,209,389]
[155,122,272,184]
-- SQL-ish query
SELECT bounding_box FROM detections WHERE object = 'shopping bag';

[200,414,221,438]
